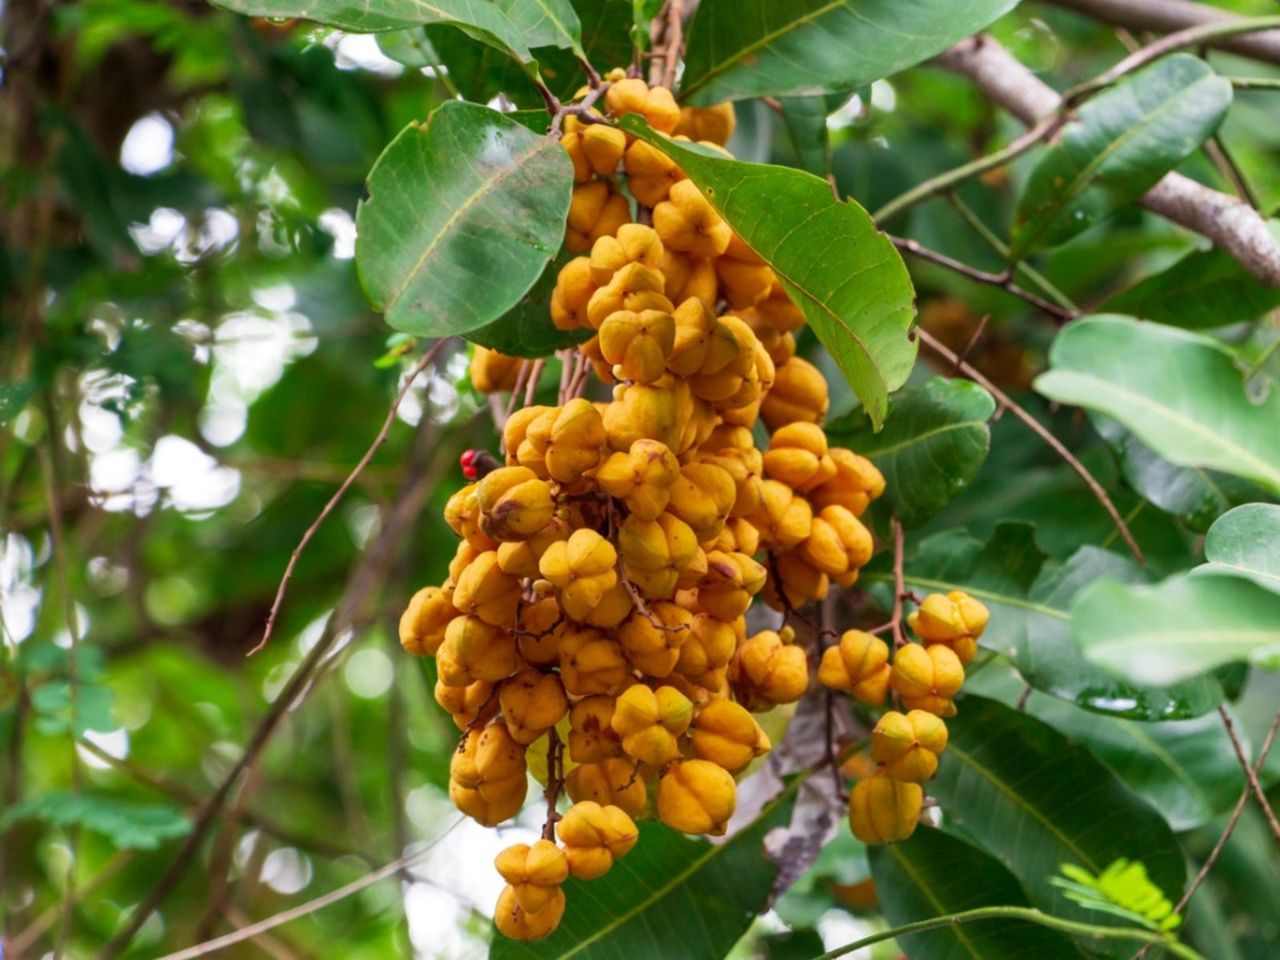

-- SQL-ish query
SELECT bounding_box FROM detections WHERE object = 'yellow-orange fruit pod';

[605,77,680,133]
[657,758,737,835]
[818,630,890,705]
[495,840,568,914]
[565,757,647,816]
[557,801,640,879]
[762,422,836,492]
[732,628,809,710]
[550,256,597,331]
[499,669,569,745]
[452,551,521,627]
[890,643,966,717]
[908,591,990,665]
[594,438,681,521]
[399,585,457,656]
[545,398,607,483]
[470,346,523,394]
[589,223,666,286]
[435,615,517,687]
[565,181,630,253]
[673,102,737,145]
[653,180,732,259]
[476,466,555,542]
[870,710,949,782]
[539,529,619,622]
[761,356,830,430]
[617,601,692,677]
[557,624,631,696]
[449,723,527,826]
[690,699,771,773]
[809,448,886,517]
[611,683,694,767]
[494,883,565,942]
[848,775,923,844]
[599,308,676,384]
[568,695,622,764]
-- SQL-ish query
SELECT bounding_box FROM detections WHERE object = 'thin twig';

[1228,75,1280,90]
[95,411,461,960]
[542,729,564,841]
[149,819,464,960]
[1070,16,1280,99]
[890,235,1078,322]
[1134,710,1280,959]
[249,340,448,657]
[918,329,1145,563]
[1205,134,1262,209]
[1219,705,1280,841]
[874,114,1065,224]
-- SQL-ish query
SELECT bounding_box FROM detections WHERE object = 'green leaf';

[1073,569,1280,685]
[864,523,1225,720]
[1009,685,1245,832]
[775,95,835,177]
[466,252,593,356]
[356,102,573,336]
[1035,316,1280,494]
[1,791,191,850]
[490,778,800,960]
[619,118,916,426]
[1052,859,1181,932]
[1201,502,1280,594]
[1097,421,1264,533]
[214,0,582,61]
[932,696,1185,939]
[679,0,1019,104]
[1102,222,1280,329]
[829,376,995,527]
[1011,56,1232,257]
[870,826,1082,960]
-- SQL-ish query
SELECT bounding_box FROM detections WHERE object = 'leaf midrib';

[683,0,849,98]
[886,846,987,959]
[382,128,552,316]
[1017,67,1223,254]
[1039,370,1280,490]
[862,419,988,458]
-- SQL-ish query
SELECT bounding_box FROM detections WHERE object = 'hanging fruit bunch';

[399,70,989,943]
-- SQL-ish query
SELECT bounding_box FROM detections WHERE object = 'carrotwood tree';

[2,1,1278,958]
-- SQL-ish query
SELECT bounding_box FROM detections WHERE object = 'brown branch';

[890,235,1077,322]
[649,0,687,89]
[249,339,449,657]
[1219,705,1280,842]
[543,728,565,841]
[94,407,466,960]
[1134,709,1280,959]
[1046,0,1280,68]
[148,818,464,960]
[936,34,1280,290]
[918,328,1145,563]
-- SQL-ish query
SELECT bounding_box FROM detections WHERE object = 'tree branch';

[1219,705,1280,842]
[890,235,1078,322]
[1045,0,1280,68]
[936,34,1280,290]
[918,329,1145,564]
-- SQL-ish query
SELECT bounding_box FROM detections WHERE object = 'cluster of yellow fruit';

[819,590,989,844]
[401,74,977,943]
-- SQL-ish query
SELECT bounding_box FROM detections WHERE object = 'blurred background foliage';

[1,0,1278,958]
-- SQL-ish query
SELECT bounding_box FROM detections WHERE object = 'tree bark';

[937,34,1280,290]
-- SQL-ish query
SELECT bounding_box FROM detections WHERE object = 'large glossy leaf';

[1103,221,1280,329]
[864,524,1226,719]
[679,0,1018,105]
[356,102,573,336]
[1035,316,1280,495]
[466,253,594,356]
[830,376,995,527]
[932,696,1186,938]
[870,826,1082,959]
[491,778,799,959]
[1011,55,1231,257]
[620,119,916,427]
[1201,502,1280,594]
[775,95,837,177]
[968,670,1245,832]
[213,0,582,62]
[1097,421,1263,533]
[1074,569,1280,685]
